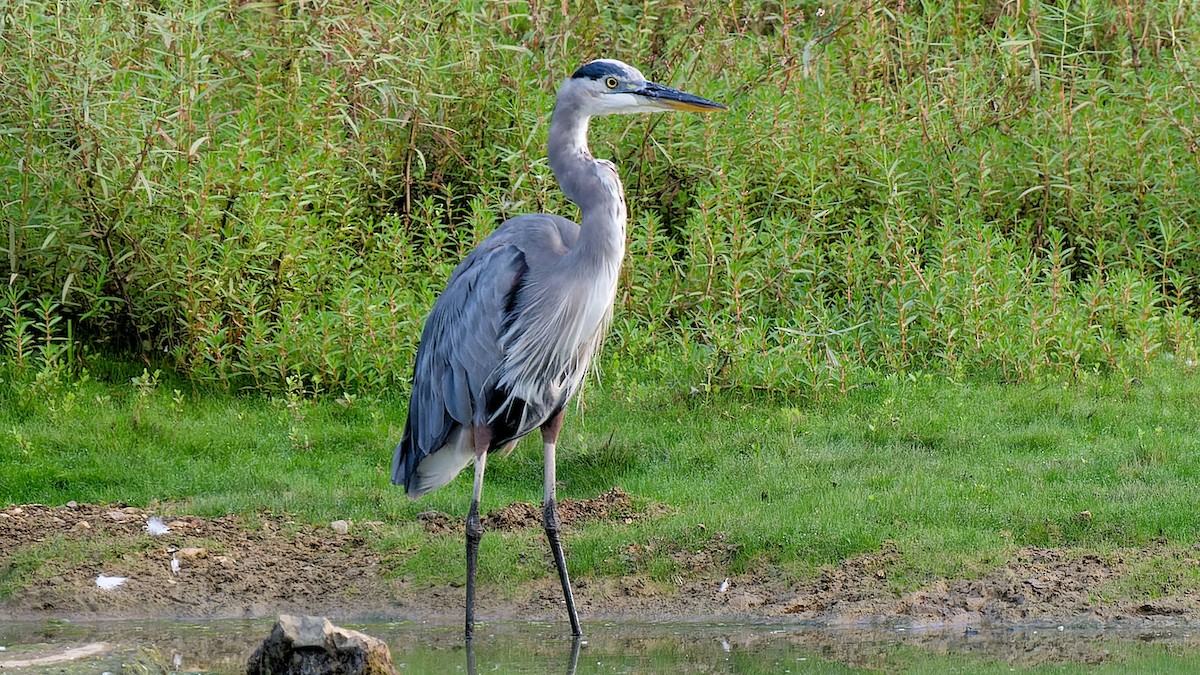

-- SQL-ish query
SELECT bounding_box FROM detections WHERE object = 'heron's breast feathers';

[493,264,620,412]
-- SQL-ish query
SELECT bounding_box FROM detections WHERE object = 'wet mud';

[3,496,1200,633]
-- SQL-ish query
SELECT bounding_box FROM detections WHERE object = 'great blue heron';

[391,58,725,639]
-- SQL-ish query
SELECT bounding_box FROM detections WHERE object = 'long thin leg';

[566,636,582,675]
[465,425,491,641]
[465,638,477,675]
[541,410,582,637]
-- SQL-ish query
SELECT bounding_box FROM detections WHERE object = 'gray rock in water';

[246,614,398,675]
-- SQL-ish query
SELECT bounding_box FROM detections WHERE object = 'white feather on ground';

[95,575,128,590]
[145,516,170,536]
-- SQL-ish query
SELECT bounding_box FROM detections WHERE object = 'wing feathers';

[393,213,613,497]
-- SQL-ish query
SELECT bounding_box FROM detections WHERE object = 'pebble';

[330,520,351,535]
[72,520,92,532]
[176,547,208,560]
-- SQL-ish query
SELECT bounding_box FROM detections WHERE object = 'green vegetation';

[1,0,1197,393]
[2,0,1200,634]
[3,359,1199,598]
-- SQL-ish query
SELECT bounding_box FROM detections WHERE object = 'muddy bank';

[3,497,1200,629]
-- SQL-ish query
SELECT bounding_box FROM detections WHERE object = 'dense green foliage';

[1,0,1199,392]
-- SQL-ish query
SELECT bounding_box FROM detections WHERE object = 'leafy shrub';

[0,0,1196,393]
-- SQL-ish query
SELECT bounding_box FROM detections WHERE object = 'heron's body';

[390,59,723,640]
[394,208,619,497]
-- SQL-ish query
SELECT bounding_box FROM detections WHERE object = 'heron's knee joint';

[542,499,561,533]
[466,516,484,541]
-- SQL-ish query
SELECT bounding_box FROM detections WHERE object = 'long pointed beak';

[635,81,727,112]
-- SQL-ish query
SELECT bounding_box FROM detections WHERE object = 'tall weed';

[0,0,1196,394]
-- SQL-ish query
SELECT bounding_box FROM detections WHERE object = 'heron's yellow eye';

[604,76,619,89]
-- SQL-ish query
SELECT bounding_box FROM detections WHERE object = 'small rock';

[106,510,134,522]
[176,547,208,560]
[330,520,351,535]
[725,593,765,611]
[246,614,398,675]
[167,520,189,529]
[1138,598,1190,616]
[66,500,79,508]
[72,520,92,532]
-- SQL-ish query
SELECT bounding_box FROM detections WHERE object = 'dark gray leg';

[465,426,491,641]
[466,637,478,675]
[541,411,582,637]
[566,635,582,674]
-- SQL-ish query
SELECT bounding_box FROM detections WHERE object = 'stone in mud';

[246,614,398,675]
[1137,598,1191,616]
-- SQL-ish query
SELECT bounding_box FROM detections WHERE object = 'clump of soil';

[3,498,1200,628]
[418,487,647,534]
[486,486,645,531]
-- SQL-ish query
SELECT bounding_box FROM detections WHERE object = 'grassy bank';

[3,360,1198,595]
[2,0,1200,611]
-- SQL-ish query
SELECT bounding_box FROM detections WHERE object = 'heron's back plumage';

[392,213,621,498]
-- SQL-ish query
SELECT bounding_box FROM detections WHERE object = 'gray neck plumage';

[547,98,627,262]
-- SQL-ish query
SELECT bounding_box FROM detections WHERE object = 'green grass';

[3,359,1199,594]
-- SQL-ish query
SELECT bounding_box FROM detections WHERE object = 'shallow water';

[2,618,1200,673]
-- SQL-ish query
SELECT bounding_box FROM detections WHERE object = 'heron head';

[564,59,726,116]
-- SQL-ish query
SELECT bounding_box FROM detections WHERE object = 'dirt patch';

[3,499,1200,629]
[0,502,394,619]
[418,487,649,534]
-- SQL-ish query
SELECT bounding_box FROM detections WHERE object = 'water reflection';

[3,618,1200,673]
[467,635,581,675]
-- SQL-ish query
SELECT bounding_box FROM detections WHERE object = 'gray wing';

[391,214,579,497]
